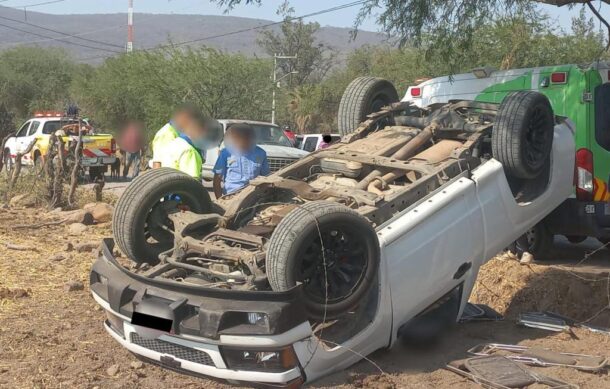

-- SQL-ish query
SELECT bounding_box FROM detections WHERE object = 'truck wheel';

[266,201,380,319]
[492,91,554,179]
[33,151,43,174]
[113,168,212,265]
[338,77,398,136]
[512,222,553,260]
[3,149,12,175]
[565,235,587,244]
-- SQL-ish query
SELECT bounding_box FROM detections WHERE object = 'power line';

[0,20,123,53]
[0,12,124,49]
[147,0,368,50]
[76,0,368,61]
[7,0,66,8]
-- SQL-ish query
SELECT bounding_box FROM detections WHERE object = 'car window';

[295,136,303,149]
[595,83,610,151]
[303,136,318,152]
[251,125,293,148]
[15,122,30,137]
[42,120,77,135]
[27,121,41,136]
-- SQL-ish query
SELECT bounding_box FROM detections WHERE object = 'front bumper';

[90,239,310,386]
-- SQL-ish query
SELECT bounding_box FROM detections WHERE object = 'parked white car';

[202,120,308,180]
[295,133,341,152]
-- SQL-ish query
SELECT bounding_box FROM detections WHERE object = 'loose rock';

[9,194,36,208]
[61,210,94,225]
[83,202,114,223]
[106,364,120,377]
[68,223,88,235]
[64,242,74,252]
[130,361,143,370]
[64,280,84,292]
[76,242,100,253]
[49,253,66,262]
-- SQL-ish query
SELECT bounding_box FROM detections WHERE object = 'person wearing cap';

[213,123,269,198]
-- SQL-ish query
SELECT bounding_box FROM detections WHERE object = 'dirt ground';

[2,207,610,388]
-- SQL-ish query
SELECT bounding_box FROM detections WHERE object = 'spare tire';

[113,168,212,265]
[492,91,554,179]
[266,201,379,319]
[338,77,399,136]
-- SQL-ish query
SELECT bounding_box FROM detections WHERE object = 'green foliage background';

[0,9,607,138]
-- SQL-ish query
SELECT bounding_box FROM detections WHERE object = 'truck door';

[13,121,32,154]
[591,81,610,202]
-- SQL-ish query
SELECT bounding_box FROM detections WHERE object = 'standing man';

[119,120,144,179]
[153,104,222,178]
[213,123,269,198]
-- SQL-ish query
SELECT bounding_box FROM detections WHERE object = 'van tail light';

[550,72,567,84]
[111,139,116,153]
[410,87,422,97]
[575,148,594,201]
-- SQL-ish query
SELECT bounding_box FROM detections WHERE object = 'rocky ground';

[1,205,610,388]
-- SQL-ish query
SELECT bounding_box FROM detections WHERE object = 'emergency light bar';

[33,111,63,118]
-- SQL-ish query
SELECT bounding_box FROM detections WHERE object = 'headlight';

[221,346,299,372]
[105,311,125,338]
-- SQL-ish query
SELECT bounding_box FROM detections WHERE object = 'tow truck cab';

[404,63,610,243]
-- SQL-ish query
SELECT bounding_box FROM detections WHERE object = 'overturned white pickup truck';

[90,81,574,387]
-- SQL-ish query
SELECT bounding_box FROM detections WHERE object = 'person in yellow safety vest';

[152,104,222,179]
[152,104,198,162]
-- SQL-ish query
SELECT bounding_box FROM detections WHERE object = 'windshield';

[248,124,293,147]
[42,120,78,135]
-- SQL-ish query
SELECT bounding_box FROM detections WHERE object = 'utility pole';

[271,54,297,125]
[127,0,134,52]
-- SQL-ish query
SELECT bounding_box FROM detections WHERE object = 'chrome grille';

[130,332,214,366]
[268,157,298,172]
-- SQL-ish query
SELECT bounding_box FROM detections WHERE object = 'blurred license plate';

[82,157,98,166]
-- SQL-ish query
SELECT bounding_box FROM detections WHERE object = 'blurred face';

[227,129,254,153]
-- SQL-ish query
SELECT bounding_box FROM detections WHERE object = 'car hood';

[259,144,309,159]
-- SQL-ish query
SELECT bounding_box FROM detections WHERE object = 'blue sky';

[0,0,607,32]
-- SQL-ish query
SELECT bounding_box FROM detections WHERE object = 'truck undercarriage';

[113,92,554,320]
[92,85,577,386]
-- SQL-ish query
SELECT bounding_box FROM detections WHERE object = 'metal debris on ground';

[468,343,608,372]
[446,355,578,389]
[517,312,572,332]
[460,303,503,322]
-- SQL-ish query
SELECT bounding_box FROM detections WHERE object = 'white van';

[202,119,308,180]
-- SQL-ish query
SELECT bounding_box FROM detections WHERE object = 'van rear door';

[591,79,610,202]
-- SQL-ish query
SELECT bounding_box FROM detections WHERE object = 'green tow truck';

[338,62,610,255]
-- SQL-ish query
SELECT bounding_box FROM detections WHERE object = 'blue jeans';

[124,152,140,178]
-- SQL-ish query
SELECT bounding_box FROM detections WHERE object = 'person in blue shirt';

[213,123,270,198]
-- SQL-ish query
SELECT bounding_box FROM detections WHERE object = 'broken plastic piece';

[446,355,579,388]
[517,312,571,332]
[468,343,608,372]
[460,303,503,322]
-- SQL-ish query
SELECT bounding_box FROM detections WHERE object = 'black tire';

[89,166,106,181]
[565,235,587,244]
[3,148,12,175]
[597,237,610,247]
[266,201,380,319]
[512,222,553,260]
[492,91,554,179]
[337,77,398,136]
[113,168,212,265]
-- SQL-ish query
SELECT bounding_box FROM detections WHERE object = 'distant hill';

[0,6,390,63]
